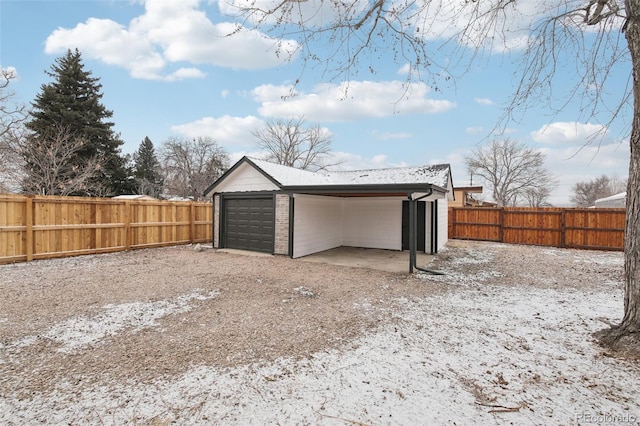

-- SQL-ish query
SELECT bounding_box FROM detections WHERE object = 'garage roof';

[205,156,453,197]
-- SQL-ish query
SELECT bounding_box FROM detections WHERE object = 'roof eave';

[282,183,448,195]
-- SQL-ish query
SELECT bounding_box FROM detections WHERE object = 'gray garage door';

[223,197,274,253]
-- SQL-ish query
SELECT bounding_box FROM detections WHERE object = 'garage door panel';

[224,197,274,253]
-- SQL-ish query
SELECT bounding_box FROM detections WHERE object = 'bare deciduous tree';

[571,174,618,207]
[252,117,337,171]
[228,0,640,355]
[523,185,556,208]
[465,139,556,207]
[0,68,28,193]
[20,125,105,196]
[161,136,229,201]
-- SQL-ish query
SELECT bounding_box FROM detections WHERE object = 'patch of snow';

[425,270,502,286]
[293,286,316,298]
[7,290,219,355]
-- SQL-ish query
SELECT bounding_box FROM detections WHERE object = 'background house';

[594,192,626,208]
[112,194,158,201]
[451,186,486,208]
[204,157,454,259]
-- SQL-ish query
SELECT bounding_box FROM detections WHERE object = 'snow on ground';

[2,283,637,424]
[2,290,220,356]
[1,244,639,425]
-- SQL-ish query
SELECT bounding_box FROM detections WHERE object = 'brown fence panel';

[449,206,625,251]
[193,202,213,243]
[449,207,502,242]
[0,194,213,264]
[503,209,563,247]
[128,201,196,249]
[0,195,28,263]
[564,209,626,250]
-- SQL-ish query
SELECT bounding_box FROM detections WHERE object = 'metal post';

[409,197,416,273]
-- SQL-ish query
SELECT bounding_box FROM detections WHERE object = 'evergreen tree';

[133,136,164,197]
[24,49,132,196]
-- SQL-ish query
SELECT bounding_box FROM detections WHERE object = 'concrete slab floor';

[297,246,434,274]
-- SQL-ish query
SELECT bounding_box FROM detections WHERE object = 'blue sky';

[0,0,632,205]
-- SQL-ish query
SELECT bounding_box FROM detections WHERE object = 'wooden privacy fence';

[449,207,626,251]
[0,194,213,264]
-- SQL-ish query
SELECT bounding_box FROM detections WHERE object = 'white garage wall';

[342,197,403,251]
[292,195,343,258]
[214,162,279,193]
[437,198,449,251]
[424,201,433,254]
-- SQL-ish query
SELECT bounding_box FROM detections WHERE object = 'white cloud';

[44,0,298,80]
[474,98,494,106]
[252,80,455,121]
[221,0,534,54]
[465,127,484,135]
[407,0,555,52]
[530,122,607,144]
[397,63,411,76]
[1,66,18,80]
[219,1,370,27]
[170,115,264,148]
[164,68,206,81]
[372,130,412,140]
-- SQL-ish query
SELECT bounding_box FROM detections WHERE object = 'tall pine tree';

[133,136,164,197]
[24,49,133,196]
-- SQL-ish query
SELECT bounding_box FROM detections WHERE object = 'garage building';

[204,157,454,263]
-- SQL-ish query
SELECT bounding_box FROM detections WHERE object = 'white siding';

[342,198,403,250]
[292,195,343,258]
[424,201,433,254]
[214,162,279,193]
[437,197,448,250]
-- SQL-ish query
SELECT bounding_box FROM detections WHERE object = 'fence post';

[190,202,196,243]
[499,208,505,243]
[25,196,33,262]
[124,201,131,250]
[449,207,454,239]
[95,201,102,251]
[561,209,566,248]
[172,203,177,243]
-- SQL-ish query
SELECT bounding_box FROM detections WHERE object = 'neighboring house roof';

[204,156,454,198]
[112,194,157,200]
[594,192,626,208]
[453,186,483,193]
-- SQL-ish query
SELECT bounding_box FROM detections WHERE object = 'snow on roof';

[112,194,157,200]
[595,192,626,203]
[248,157,451,188]
[247,158,335,186]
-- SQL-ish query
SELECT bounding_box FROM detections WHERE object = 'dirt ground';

[1,240,638,424]
[0,245,441,392]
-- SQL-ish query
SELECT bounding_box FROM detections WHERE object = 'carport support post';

[409,197,416,274]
